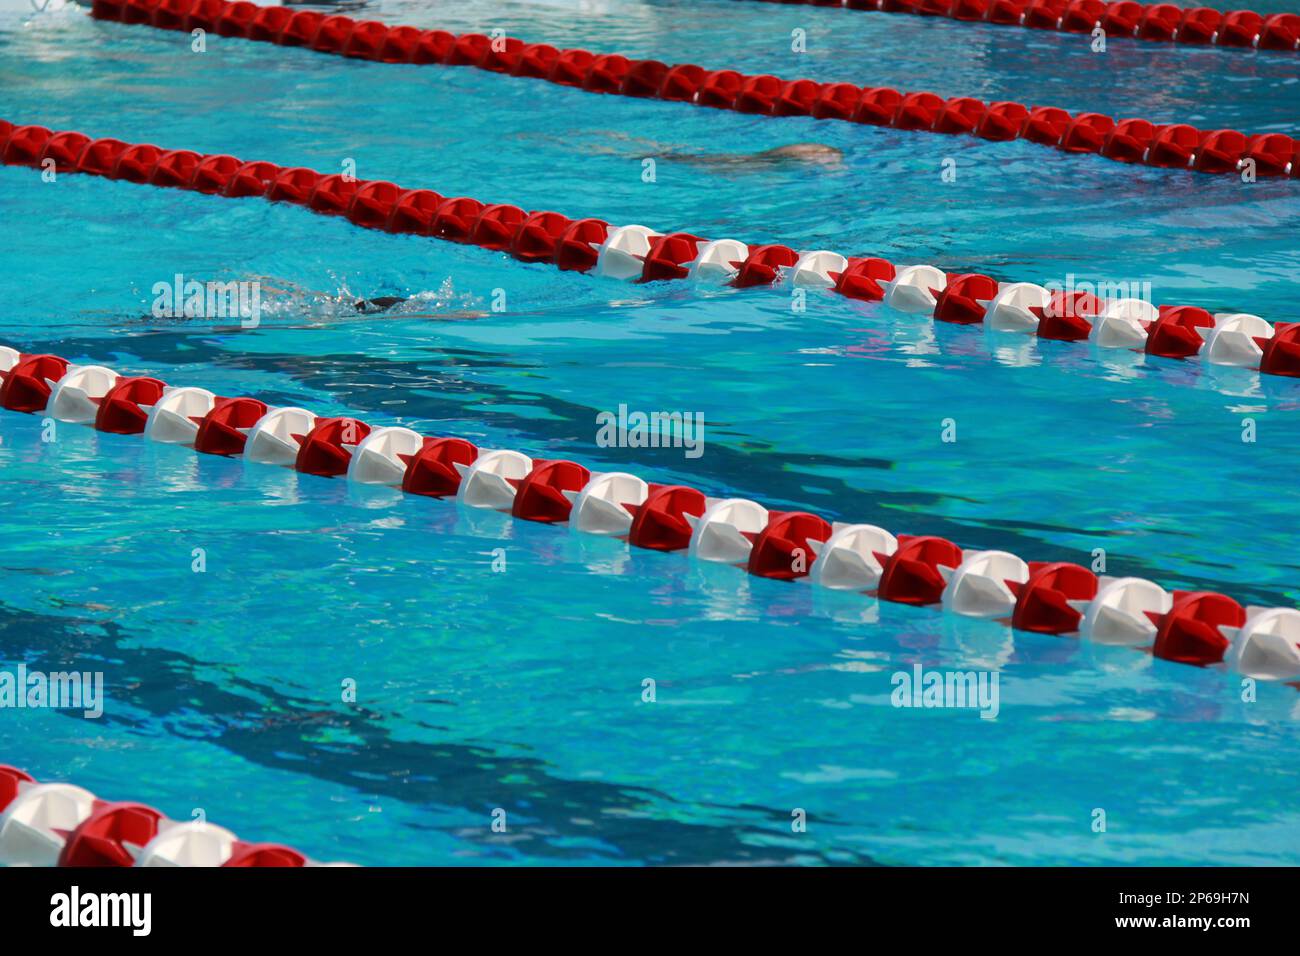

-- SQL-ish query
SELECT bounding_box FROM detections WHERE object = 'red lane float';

[877,535,964,605]
[0,764,346,867]
[1011,562,1099,634]
[627,485,708,551]
[0,354,69,413]
[4,345,1298,681]
[511,459,591,522]
[748,511,833,580]
[194,396,268,455]
[1144,306,1214,359]
[94,376,167,434]
[80,0,1298,178]
[1258,322,1300,377]
[2,121,1295,381]
[295,417,371,476]
[1150,590,1244,665]
[401,436,479,497]
[733,0,1300,53]
[933,273,999,324]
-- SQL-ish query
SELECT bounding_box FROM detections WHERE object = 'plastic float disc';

[194,397,269,457]
[400,437,480,498]
[626,485,707,551]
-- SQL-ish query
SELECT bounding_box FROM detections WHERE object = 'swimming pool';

[1,0,1298,866]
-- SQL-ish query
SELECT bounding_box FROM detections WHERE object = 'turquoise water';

[0,0,1298,866]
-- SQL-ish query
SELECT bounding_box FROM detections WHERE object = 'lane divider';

[0,764,350,867]
[83,0,1300,179]
[737,0,1300,54]
[3,344,1299,680]
[3,122,1298,381]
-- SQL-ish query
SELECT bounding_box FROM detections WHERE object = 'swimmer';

[253,278,417,315]
[246,277,496,320]
[762,143,846,165]
[134,277,487,325]
[557,130,846,172]
[669,142,846,170]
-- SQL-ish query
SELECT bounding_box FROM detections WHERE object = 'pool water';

[1,0,1298,866]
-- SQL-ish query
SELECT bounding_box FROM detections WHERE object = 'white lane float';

[594,225,659,280]
[455,449,533,509]
[941,550,1030,618]
[346,426,424,485]
[688,239,749,282]
[687,497,768,563]
[984,282,1051,333]
[135,821,240,867]
[47,365,118,423]
[244,407,317,466]
[789,250,848,288]
[144,387,218,444]
[1079,576,1173,645]
[1090,298,1159,349]
[883,265,947,314]
[568,471,648,535]
[1201,313,1273,366]
[0,783,97,866]
[1223,607,1300,680]
[808,523,898,590]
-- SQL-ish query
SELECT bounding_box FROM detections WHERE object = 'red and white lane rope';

[83,0,1300,179]
[3,122,1298,379]
[739,0,1300,53]
[0,764,348,867]
[2,345,1298,680]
